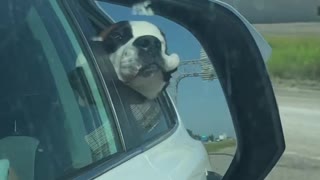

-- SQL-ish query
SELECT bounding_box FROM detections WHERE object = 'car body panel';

[95,97,212,180]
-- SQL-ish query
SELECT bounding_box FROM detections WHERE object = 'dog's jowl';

[92,21,180,100]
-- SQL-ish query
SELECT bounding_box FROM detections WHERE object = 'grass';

[203,139,237,154]
[264,35,320,82]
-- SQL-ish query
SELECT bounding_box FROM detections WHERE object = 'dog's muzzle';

[133,35,162,57]
[133,35,164,77]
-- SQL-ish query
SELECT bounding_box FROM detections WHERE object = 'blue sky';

[99,2,235,137]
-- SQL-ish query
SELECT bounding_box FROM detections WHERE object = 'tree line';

[186,129,215,141]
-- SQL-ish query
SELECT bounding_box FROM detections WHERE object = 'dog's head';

[93,21,180,99]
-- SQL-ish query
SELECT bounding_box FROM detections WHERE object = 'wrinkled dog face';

[94,21,180,99]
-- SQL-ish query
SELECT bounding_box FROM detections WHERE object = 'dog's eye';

[111,32,123,40]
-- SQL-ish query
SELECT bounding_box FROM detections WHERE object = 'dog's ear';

[91,22,122,42]
[92,26,115,41]
[163,53,179,81]
[164,53,180,72]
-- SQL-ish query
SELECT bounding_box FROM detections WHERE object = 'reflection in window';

[0,0,121,179]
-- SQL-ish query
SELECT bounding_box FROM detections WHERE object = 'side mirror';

[97,0,285,179]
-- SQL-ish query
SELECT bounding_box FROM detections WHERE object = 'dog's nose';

[133,35,161,52]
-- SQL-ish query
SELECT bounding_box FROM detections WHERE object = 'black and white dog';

[93,21,180,100]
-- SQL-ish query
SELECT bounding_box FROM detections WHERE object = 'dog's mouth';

[138,64,161,77]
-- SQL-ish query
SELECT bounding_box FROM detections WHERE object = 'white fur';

[132,1,155,16]
[130,21,180,71]
[108,39,141,82]
[128,71,166,99]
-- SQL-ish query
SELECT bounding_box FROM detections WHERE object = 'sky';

[99,2,236,138]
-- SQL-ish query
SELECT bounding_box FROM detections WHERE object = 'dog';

[92,21,180,100]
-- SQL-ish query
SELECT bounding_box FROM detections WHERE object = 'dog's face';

[93,21,180,99]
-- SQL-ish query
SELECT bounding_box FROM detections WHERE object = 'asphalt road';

[266,87,320,180]
[209,86,320,179]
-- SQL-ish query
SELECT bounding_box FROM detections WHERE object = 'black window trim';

[56,0,181,179]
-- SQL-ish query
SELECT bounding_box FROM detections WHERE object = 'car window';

[0,0,121,179]
[68,0,177,151]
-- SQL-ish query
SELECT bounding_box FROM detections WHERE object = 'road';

[266,86,320,180]
[209,86,320,179]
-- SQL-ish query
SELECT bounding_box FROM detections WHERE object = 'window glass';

[0,0,121,179]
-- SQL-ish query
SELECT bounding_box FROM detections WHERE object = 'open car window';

[66,0,178,151]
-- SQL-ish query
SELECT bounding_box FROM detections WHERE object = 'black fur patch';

[102,21,133,54]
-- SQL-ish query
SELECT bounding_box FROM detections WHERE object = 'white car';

[0,0,284,180]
